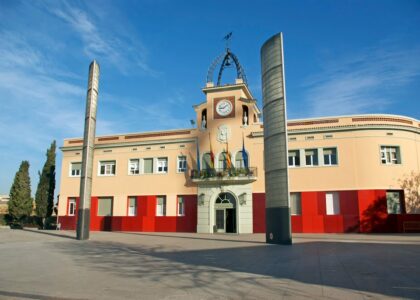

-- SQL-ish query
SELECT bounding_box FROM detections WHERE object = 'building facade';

[58,52,420,234]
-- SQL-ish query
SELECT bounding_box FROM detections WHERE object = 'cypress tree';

[35,141,56,228]
[8,161,33,224]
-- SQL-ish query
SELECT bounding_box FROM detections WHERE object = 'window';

[218,152,229,169]
[203,153,213,170]
[129,159,139,175]
[288,150,300,167]
[381,146,401,164]
[98,197,113,216]
[157,157,168,173]
[178,196,185,216]
[99,161,116,175]
[128,196,137,216]
[235,151,247,168]
[323,148,337,166]
[156,196,166,216]
[68,198,76,216]
[143,158,153,174]
[290,193,301,215]
[70,162,82,177]
[326,192,340,215]
[305,149,318,166]
[386,191,401,214]
[177,156,187,172]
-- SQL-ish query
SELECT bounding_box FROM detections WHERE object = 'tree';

[8,161,33,224]
[35,141,56,228]
[400,171,420,214]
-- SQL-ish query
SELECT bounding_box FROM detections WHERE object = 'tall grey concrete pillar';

[77,60,100,240]
[261,33,292,245]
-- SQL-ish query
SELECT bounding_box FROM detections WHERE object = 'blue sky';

[0,0,419,195]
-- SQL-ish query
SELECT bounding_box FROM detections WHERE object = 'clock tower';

[192,45,262,234]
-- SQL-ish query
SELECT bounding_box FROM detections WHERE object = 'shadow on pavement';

[23,228,76,240]
[48,234,420,299]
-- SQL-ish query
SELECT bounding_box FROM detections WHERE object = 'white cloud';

[300,45,420,117]
[47,1,158,76]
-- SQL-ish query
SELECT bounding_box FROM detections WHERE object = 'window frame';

[288,150,300,167]
[157,157,168,174]
[68,198,76,216]
[143,158,154,174]
[177,156,187,173]
[127,196,137,216]
[305,149,319,166]
[69,162,82,177]
[290,193,302,215]
[323,147,338,166]
[128,159,140,175]
[156,196,167,216]
[325,192,340,215]
[177,196,185,216]
[386,190,403,214]
[380,146,401,165]
[97,197,113,216]
[98,160,116,176]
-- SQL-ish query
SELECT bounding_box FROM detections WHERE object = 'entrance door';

[215,209,225,233]
[214,192,237,234]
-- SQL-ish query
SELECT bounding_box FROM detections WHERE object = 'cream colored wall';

[59,141,197,216]
[286,129,420,192]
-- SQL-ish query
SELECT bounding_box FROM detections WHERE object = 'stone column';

[260,33,292,245]
[77,60,100,240]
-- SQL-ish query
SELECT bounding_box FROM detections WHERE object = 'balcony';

[190,167,257,184]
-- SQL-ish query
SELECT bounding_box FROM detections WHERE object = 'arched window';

[202,152,213,170]
[242,105,249,125]
[201,109,207,129]
[235,151,245,168]
[218,152,228,169]
[215,192,236,206]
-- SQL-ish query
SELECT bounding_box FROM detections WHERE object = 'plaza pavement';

[0,229,419,300]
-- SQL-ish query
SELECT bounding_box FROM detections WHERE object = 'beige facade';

[58,82,420,233]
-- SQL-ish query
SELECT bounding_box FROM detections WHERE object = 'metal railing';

[190,167,257,180]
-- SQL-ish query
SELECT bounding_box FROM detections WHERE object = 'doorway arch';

[214,192,237,233]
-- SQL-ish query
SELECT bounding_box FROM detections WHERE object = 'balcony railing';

[190,167,257,183]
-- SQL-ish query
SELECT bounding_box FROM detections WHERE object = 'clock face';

[216,99,233,116]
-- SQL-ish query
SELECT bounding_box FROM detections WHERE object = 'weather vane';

[223,32,233,50]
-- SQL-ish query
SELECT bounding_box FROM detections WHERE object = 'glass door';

[215,209,225,233]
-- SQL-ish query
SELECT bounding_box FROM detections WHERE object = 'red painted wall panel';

[252,193,266,233]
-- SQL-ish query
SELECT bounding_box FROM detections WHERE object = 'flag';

[226,141,232,169]
[196,139,201,171]
[209,133,215,168]
[242,133,249,168]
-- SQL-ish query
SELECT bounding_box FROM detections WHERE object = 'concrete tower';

[77,60,100,240]
[260,33,292,245]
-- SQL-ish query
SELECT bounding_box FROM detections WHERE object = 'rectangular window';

[98,197,113,216]
[128,196,137,216]
[68,198,76,216]
[129,159,139,175]
[323,148,338,166]
[386,191,401,214]
[326,192,340,215]
[290,193,302,215]
[288,150,300,167]
[305,149,318,166]
[177,156,187,172]
[156,196,166,216]
[143,158,153,174]
[157,157,168,173]
[70,162,82,177]
[99,161,116,176]
[178,196,185,216]
[381,146,401,164]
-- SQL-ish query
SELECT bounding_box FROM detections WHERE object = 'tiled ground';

[0,229,419,299]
